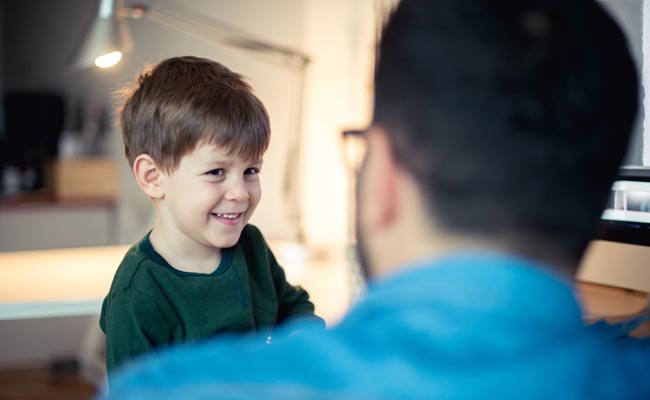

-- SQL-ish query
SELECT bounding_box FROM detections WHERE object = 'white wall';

[300,0,376,248]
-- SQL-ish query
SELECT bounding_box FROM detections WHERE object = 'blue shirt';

[105,252,650,399]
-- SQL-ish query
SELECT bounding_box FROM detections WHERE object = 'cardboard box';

[51,158,118,200]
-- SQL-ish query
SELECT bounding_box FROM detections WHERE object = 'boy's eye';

[244,167,260,175]
[207,168,225,176]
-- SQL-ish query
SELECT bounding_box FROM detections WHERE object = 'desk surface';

[0,245,129,320]
[0,245,647,326]
[0,243,352,324]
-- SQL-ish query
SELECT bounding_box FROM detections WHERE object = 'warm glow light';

[95,51,122,68]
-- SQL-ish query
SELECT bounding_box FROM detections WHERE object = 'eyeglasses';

[341,129,368,175]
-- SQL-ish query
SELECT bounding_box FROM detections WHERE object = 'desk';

[0,246,128,320]
[575,281,650,337]
[0,245,647,327]
[0,243,351,325]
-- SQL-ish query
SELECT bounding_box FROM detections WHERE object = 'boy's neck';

[149,227,223,274]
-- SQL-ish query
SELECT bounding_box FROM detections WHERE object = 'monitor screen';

[596,167,650,247]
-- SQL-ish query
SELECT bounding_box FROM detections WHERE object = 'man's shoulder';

[104,288,650,399]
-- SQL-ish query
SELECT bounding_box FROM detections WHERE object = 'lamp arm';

[127,0,310,70]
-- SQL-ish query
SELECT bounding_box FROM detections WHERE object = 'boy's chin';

[210,231,244,249]
[214,240,238,249]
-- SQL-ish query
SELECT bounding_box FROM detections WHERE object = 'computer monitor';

[576,167,650,293]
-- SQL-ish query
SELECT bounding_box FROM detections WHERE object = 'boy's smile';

[211,212,244,225]
[151,142,262,270]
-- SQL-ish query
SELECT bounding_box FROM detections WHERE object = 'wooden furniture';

[575,281,650,337]
[48,158,118,201]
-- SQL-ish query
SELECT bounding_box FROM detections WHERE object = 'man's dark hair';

[372,0,639,267]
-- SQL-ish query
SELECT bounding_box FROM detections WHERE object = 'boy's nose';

[225,179,250,201]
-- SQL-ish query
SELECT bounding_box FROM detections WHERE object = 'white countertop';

[0,243,353,325]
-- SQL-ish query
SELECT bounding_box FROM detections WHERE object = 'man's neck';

[368,228,494,280]
[369,227,576,281]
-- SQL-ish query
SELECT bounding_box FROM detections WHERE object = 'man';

[106,0,649,398]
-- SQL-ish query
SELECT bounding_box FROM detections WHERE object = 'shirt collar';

[357,250,584,329]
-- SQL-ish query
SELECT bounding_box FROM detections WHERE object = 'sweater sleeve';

[101,289,172,375]
[267,247,326,329]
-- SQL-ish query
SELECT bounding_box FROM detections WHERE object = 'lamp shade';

[68,0,133,70]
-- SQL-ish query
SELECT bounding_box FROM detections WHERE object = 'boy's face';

[158,142,262,250]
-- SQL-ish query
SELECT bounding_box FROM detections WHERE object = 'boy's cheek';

[250,184,262,204]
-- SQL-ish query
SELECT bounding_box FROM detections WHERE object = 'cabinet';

[0,197,117,252]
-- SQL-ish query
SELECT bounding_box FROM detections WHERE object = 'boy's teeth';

[216,213,239,219]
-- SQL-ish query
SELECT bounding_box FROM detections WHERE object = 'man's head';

[358,0,638,277]
[119,56,270,175]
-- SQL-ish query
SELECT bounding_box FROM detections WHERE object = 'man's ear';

[362,128,400,231]
[133,154,165,199]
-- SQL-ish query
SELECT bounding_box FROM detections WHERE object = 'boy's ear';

[133,154,165,199]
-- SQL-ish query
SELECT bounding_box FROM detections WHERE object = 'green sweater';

[99,224,323,374]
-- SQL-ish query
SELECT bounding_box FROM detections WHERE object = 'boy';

[100,56,324,375]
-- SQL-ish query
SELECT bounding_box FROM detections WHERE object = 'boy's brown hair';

[117,56,270,173]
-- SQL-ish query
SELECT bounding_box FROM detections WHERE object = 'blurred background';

[0,1,387,396]
[0,0,385,251]
[0,0,647,398]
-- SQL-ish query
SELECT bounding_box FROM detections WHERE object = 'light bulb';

[95,51,122,68]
